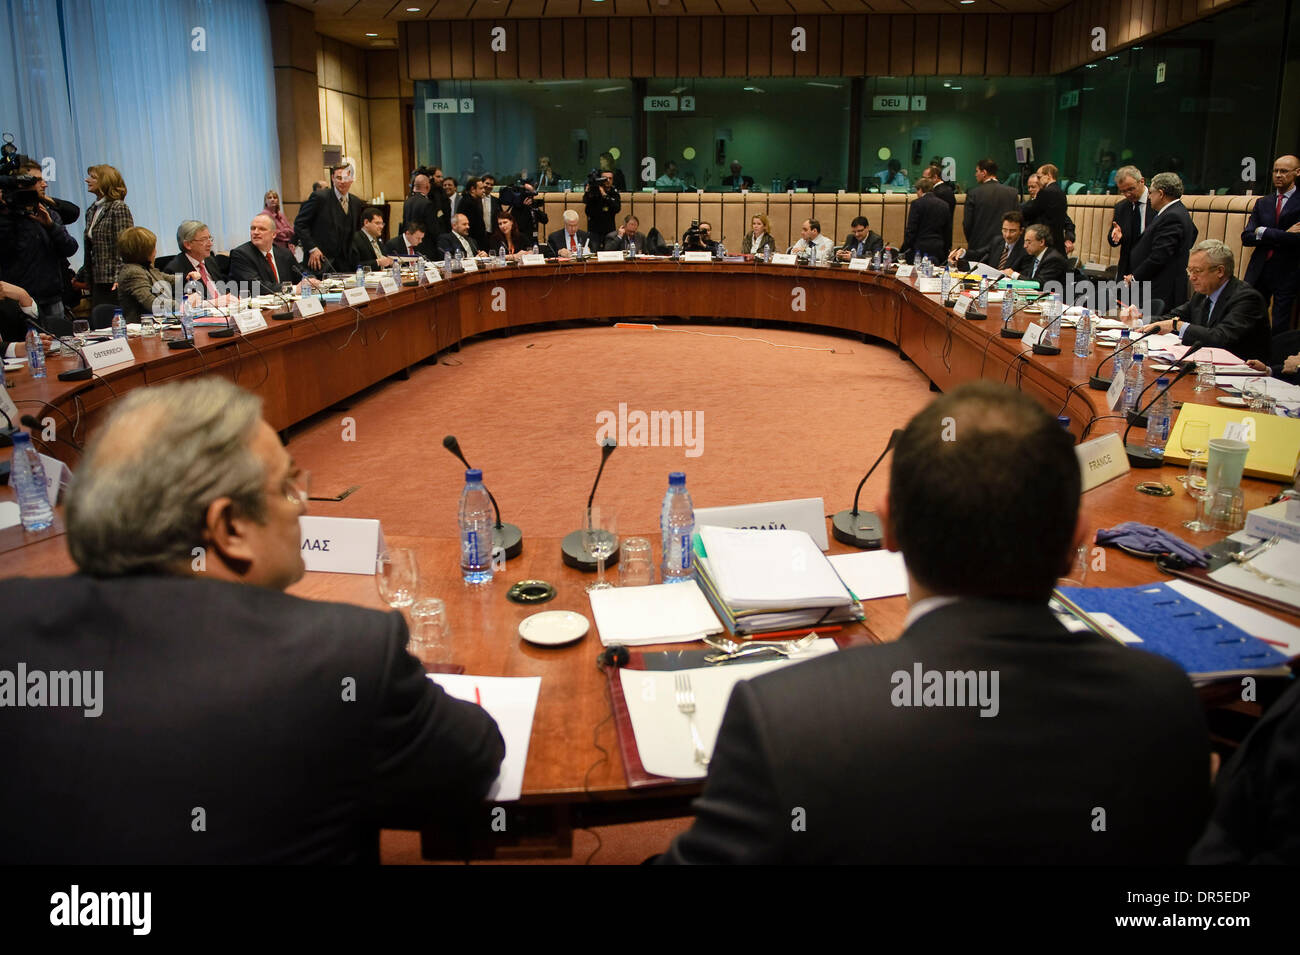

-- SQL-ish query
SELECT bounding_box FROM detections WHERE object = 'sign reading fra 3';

[425,98,459,114]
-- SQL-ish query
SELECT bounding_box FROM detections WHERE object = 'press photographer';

[681,220,719,256]
[500,178,547,248]
[583,169,621,241]
[0,137,78,334]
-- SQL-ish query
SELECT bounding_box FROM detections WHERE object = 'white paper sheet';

[0,500,20,530]
[589,581,723,646]
[699,526,855,610]
[827,550,908,600]
[429,674,540,802]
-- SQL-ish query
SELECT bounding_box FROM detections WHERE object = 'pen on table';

[1258,637,1288,648]
[474,685,482,706]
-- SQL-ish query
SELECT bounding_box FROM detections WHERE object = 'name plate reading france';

[847,257,871,271]
[295,295,324,317]
[343,286,370,306]
[298,515,387,575]
[461,258,479,272]
[1075,433,1129,491]
[83,337,134,372]
[379,276,400,295]
[234,310,267,334]
[693,498,830,550]
[918,276,941,294]
[520,253,547,266]
[683,251,713,263]
[952,295,972,318]
[1021,322,1046,348]
[895,265,915,278]
[596,250,623,263]
[1106,367,1127,410]
[771,253,797,266]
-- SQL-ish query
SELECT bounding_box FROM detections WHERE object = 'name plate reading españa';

[298,515,387,575]
[83,337,134,372]
[693,498,830,550]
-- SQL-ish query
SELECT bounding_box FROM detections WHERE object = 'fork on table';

[674,673,709,767]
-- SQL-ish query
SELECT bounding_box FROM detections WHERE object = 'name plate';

[683,251,713,263]
[423,265,443,283]
[298,515,387,575]
[917,276,941,294]
[770,252,797,266]
[847,257,871,271]
[343,286,370,306]
[379,276,400,295]
[952,295,972,318]
[1076,432,1129,492]
[39,451,71,506]
[461,258,479,272]
[295,295,323,317]
[83,337,134,372]
[1106,367,1126,410]
[596,250,623,263]
[520,253,547,266]
[234,309,267,334]
[1021,322,1046,348]
[895,264,914,278]
[694,498,829,551]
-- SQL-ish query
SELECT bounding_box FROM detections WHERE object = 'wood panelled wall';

[400,14,1057,80]
[1050,0,1248,72]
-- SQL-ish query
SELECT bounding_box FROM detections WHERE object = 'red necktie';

[265,251,279,284]
[569,233,577,252]
[198,260,216,298]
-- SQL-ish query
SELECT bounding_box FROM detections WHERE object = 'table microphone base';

[1125,410,1149,429]
[166,339,194,350]
[271,312,293,321]
[57,368,93,381]
[493,522,524,561]
[1089,374,1113,391]
[965,310,987,321]
[831,509,885,549]
[561,531,621,571]
[999,326,1022,338]
[208,327,235,338]
[1032,343,1061,355]
[1125,444,1164,468]
[0,428,14,448]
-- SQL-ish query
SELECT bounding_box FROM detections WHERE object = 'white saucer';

[519,610,590,647]
[1217,395,1248,407]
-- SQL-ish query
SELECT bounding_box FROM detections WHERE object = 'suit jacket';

[603,230,652,254]
[932,180,957,251]
[162,251,227,287]
[352,230,392,269]
[1131,200,1198,309]
[1021,182,1070,251]
[583,184,622,239]
[838,230,885,258]
[0,574,504,864]
[436,231,479,258]
[1107,193,1151,278]
[657,599,1209,864]
[964,236,1029,274]
[114,263,175,323]
[547,228,590,256]
[1168,276,1271,363]
[1020,247,1069,287]
[401,192,437,238]
[82,198,134,285]
[385,234,424,257]
[1191,676,1300,864]
[901,193,950,263]
[741,232,777,257]
[720,173,754,191]
[963,180,1019,256]
[228,241,303,291]
[459,193,500,249]
[293,187,365,273]
[1241,189,1300,286]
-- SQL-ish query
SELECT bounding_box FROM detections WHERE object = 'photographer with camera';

[0,152,80,335]
[583,170,621,241]
[500,179,547,249]
[681,220,719,256]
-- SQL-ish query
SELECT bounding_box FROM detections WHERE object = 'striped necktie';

[998,244,1009,269]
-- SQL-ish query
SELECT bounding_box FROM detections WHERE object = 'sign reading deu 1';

[873,95,927,112]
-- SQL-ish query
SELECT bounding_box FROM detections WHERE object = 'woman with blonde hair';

[262,189,296,251]
[741,213,776,257]
[81,164,134,309]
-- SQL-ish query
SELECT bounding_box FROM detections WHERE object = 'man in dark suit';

[720,160,754,191]
[161,220,227,298]
[1137,240,1272,364]
[657,381,1209,865]
[583,171,621,240]
[1107,165,1150,279]
[836,216,885,261]
[1021,163,1070,253]
[401,172,439,254]
[547,210,589,258]
[458,177,497,250]
[351,206,394,271]
[0,377,504,864]
[900,178,950,265]
[228,213,313,294]
[294,164,365,274]
[949,211,1029,274]
[1009,224,1069,287]
[1125,171,1198,311]
[603,214,652,254]
[963,158,1019,257]
[1240,154,1300,333]
[385,221,426,258]
[923,163,957,253]
[436,213,483,259]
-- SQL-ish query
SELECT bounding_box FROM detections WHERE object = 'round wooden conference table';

[1,258,1290,859]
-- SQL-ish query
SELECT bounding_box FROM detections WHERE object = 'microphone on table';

[562,437,619,570]
[1124,340,1205,430]
[262,284,297,322]
[831,429,902,549]
[25,316,92,381]
[20,414,83,455]
[1088,326,1159,390]
[442,435,523,560]
[1121,343,1205,468]
[996,289,1048,337]
[0,405,17,448]
[1030,304,1068,355]
[205,298,237,339]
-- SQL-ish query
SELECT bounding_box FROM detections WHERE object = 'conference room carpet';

[288,319,936,864]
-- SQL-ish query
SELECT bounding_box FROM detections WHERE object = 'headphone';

[597,644,629,669]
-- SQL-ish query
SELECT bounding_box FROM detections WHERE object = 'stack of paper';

[429,674,540,802]
[693,526,863,635]
[827,550,908,600]
[588,581,724,646]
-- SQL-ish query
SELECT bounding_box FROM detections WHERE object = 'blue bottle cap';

[1156,377,1170,386]
[1057,416,1070,428]
[11,431,31,447]
[465,468,482,482]
[668,472,686,486]
[1133,353,1144,362]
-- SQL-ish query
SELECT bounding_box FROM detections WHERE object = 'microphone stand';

[442,435,523,560]
[1030,306,1067,355]
[562,438,620,571]
[831,430,901,548]
[1122,351,1203,468]
[1089,327,1159,391]
[1124,341,1205,429]
[996,290,1048,337]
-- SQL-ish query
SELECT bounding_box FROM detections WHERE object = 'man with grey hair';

[545,209,589,258]
[1107,165,1149,278]
[294,162,364,274]
[1124,171,1197,311]
[0,378,504,863]
[162,219,226,298]
[1137,239,1271,363]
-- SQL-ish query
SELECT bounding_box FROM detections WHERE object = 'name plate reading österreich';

[343,286,370,306]
[379,276,400,295]
[693,498,830,550]
[83,337,134,372]
[1076,433,1129,491]
[295,295,324,317]
[952,295,972,318]
[234,310,267,334]
[520,253,547,266]
[461,258,479,272]
[895,264,914,278]
[847,257,871,271]
[298,515,387,575]
[596,250,623,263]
[770,253,797,266]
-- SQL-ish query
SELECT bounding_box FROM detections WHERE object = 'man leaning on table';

[0,377,504,864]
[658,381,1209,864]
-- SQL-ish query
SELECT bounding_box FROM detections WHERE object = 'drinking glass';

[72,319,90,346]
[140,316,157,337]
[1177,420,1210,486]
[376,547,419,610]
[1241,377,1266,409]
[408,597,450,664]
[1183,457,1212,531]
[582,506,618,593]
[1193,362,1216,393]
[618,537,655,587]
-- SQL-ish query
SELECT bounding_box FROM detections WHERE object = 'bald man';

[1241,154,1300,333]
[229,214,314,292]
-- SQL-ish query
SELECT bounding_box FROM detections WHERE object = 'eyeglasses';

[1186,266,1221,276]
[283,469,311,508]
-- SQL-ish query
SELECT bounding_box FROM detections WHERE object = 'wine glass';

[1183,457,1212,532]
[1177,420,1210,486]
[376,547,419,610]
[72,319,90,346]
[1241,377,1266,410]
[582,505,618,593]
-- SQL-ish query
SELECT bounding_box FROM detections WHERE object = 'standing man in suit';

[836,216,884,261]
[0,377,504,863]
[1107,165,1150,279]
[1136,240,1271,364]
[228,213,316,294]
[402,173,439,254]
[458,177,496,250]
[1021,163,1070,252]
[1007,224,1068,287]
[583,170,621,240]
[351,207,395,271]
[922,163,957,253]
[1240,154,1300,333]
[949,211,1029,274]
[657,381,1209,865]
[546,210,589,258]
[162,220,227,298]
[294,163,365,274]
[436,213,484,259]
[1125,171,1198,311]
[963,158,1019,257]
[900,178,950,265]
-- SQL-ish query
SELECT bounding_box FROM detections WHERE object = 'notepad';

[429,674,540,802]
[698,526,855,610]
[589,581,724,646]
[827,550,908,600]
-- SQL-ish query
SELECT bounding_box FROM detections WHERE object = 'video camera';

[0,133,41,216]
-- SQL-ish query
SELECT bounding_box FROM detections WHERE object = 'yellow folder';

[1163,404,1300,482]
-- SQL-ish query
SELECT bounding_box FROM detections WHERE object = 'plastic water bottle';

[976,283,989,312]
[111,308,126,340]
[443,250,452,273]
[716,242,726,259]
[1114,328,1132,381]
[871,249,882,270]
[9,432,54,531]
[1145,378,1173,453]
[179,298,195,341]
[355,265,365,287]
[1073,307,1092,358]
[25,325,46,379]
[672,241,682,260]
[392,259,402,285]
[1057,416,1071,430]
[1122,352,1145,414]
[764,245,773,264]
[628,240,636,259]
[498,243,507,265]
[453,248,463,271]
[459,468,494,584]
[882,249,893,268]
[660,472,695,583]
[940,267,952,298]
